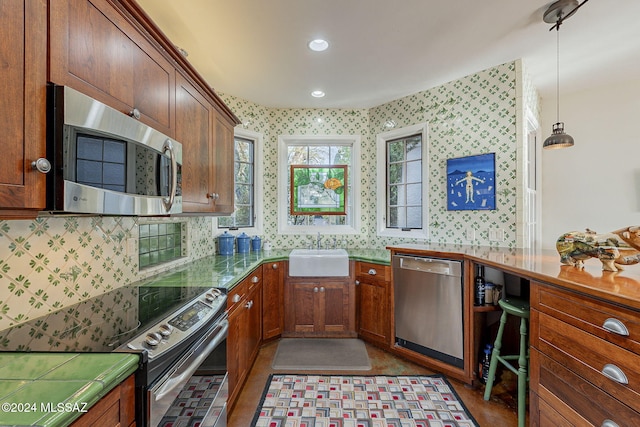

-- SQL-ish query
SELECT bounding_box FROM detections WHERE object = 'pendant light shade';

[542,0,586,150]
[543,122,574,149]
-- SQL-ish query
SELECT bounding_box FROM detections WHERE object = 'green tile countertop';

[0,352,139,427]
[137,248,391,291]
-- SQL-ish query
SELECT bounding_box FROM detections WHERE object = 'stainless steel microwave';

[46,85,182,215]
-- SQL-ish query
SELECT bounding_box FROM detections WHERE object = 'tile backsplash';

[0,216,214,330]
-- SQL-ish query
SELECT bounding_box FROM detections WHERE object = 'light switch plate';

[465,228,475,241]
[488,229,504,242]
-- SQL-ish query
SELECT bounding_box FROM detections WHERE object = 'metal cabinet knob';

[602,420,620,427]
[129,108,141,120]
[31,158,51,174]
[355,280,360,286]
[314,287,319,293]
[245,300,253,309]
[320,287,325,292]
[232,294,241,303]
[368,269,377,276]
[272,263,278,269]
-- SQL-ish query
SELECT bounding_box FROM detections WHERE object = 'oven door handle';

[155,319,229,401]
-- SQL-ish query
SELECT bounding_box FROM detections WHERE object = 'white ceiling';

[136,0,640,109]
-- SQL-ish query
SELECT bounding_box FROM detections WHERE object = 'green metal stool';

[483,297,530,427]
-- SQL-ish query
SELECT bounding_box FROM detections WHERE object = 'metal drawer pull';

[601,364,628,385]
[602,420,620,427]
[602,318,629,336]
[368,268,377,275]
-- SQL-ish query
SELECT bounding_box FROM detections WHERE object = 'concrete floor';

[228,339,523,426]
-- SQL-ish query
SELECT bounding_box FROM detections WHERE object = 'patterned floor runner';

[158,375,226,427]
[251,374,479,427]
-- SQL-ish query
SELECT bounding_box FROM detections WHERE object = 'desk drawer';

[537,311,640,413]
[533,283,640,354]
[532,349,639,426]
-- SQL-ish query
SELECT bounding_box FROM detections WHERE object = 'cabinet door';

[356,275,390,346]
[263,262,285,340]
[246,282,262,364]
[285,281,318,334]
[226,303,245,407]
[210,112,235,214]
[49,0,174,136]
[175,73,215,212]
[0,0,47,215]
[321,281,351,333]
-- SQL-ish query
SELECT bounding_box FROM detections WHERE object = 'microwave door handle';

[162,139,178,212]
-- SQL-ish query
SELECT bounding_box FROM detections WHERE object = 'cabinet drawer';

[535,310,640,413]
[533,282,640,354]
[246,267,263,292]
[227,280,248,312]
[532,348,639,426]
[356,262,390,282]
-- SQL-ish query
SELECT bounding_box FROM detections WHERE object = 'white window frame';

[215,128,264,236]
[277,134,361,235]
[376,122,429,239]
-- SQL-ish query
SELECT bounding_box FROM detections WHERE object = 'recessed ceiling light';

[311,90,325,98]
[308,39,329,52]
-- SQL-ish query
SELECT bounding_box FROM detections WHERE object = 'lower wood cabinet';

[284,271,355,338]
[530,280,640,426]
[262,261,286,340]
[227,267,262,409]
[355,262,391,348]
[70,374,135,427]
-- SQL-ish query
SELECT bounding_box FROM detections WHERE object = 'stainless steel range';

[0,282,228,427]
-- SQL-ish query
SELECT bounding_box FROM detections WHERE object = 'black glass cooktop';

[0,284,213,353]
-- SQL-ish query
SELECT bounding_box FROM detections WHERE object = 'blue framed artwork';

[447,153,495,210]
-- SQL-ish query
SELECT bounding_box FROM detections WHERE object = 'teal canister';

[218,231,235,255]
[236,232,250,254]
[251,236,261,252]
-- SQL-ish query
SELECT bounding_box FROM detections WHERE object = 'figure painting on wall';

[447,153,496,210]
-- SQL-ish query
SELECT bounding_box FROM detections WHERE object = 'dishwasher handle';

[393,255,462,277]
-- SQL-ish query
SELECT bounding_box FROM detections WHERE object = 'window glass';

[219,136,255,229]
[376,123,428,239]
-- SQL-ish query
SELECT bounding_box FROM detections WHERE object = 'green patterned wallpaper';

[222,60,533,250]
[0,59,537,331]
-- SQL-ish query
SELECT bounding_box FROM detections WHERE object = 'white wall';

[541,76,640,248]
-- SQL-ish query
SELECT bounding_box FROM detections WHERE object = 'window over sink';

[277,134,361,235]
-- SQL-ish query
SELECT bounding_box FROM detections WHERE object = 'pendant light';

[542,0,588,149]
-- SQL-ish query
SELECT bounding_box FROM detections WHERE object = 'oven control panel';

[169,300,211,331]
[124,288,226,359]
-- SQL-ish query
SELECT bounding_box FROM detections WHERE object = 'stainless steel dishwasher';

[393,254,464,368]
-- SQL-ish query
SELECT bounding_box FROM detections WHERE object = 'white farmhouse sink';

[288,248,349,277]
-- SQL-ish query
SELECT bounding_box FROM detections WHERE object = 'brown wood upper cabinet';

[46,0,239,215]
[49,0,175,137]
[0,0,48,217]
